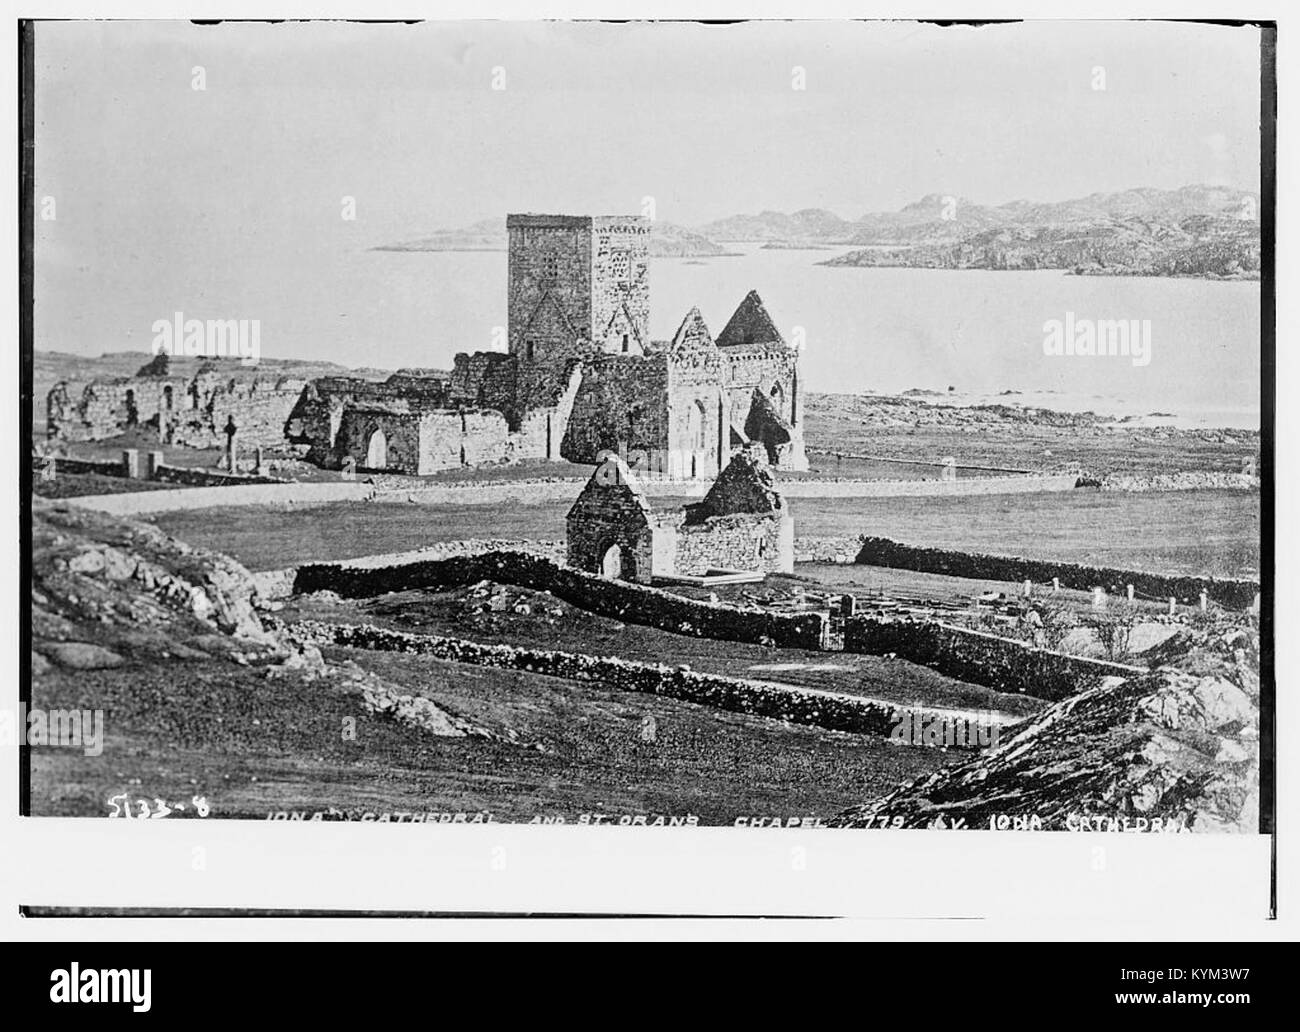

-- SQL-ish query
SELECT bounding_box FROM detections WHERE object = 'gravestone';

[223,416,239,473]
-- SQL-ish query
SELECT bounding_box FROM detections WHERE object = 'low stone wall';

[793,536,865,563]
[843,616,1142,702]
[290,619,1002,746]
[292,550,832,650]
[65,481,377,516]
[39,456,124,478]
[151,464,284,488]
[853,536,1260,610]
[1101,471,1259,492]
[775,473,1080,498]
[35,453,282,488]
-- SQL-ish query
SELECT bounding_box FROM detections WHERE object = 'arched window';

[689,400,706,452]
[601,543,627,579]
[366,428,388,469]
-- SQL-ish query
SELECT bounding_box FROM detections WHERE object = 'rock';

[67,550,106,575]
[41,641,125,670]
[829,664,1259,833]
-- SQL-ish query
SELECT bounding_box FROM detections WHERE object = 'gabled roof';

[602,304,646,351]
[567,453,655,523]
[715,290,785,348]
[688,449,785,522]
[668,307,715,354]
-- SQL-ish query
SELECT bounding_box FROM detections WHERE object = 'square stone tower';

[507,214,651,364]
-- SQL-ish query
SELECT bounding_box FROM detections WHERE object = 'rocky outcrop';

[31,499,493,740]
[34,499,271,643]
[829,642,1259,831]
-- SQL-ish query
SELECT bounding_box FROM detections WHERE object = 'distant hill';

[375,220,737,258]
[699,186,1261,278]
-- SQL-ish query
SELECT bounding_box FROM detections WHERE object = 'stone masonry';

[566,446,795,583]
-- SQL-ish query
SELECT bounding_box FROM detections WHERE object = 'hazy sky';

[36,20,1260,234]
[33,19,1263,368]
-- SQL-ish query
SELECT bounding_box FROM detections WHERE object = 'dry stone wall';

[292,550,832,650]
[290,619,973,743]
[854,535,1259,610]
[843,616,1143,701]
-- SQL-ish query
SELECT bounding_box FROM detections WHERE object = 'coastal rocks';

[829,660,1259,832]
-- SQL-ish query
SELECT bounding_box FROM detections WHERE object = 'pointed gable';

[687,449,785,522]
[567,453,655,525]
[716,290,785,348]
[525,290,579,342]
[600,304,645,354]
[668,307,716,355]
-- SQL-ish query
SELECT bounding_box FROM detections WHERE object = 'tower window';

[610,251,631,285]
[526,341,535,360]
[622,334,629,353]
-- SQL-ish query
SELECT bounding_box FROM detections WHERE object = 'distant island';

[376,185,1261,280]
[375,219,741,258]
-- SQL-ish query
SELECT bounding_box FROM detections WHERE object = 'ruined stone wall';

[561,354,669,466]
[566,481,656,583]
[335,409,423,474]
[448,352,518,421]
[200,378,307,448]
[674,513,794,576]
[665,350,727,480]
[48,373,302,448]
[721,344,799,428]
[456,410,512,468]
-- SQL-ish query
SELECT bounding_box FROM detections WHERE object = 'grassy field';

[151,487,1259,579]
[30,646,950,824]
[287,586,1046,718]
[801,397,1259,476]
[788,490,1259,578]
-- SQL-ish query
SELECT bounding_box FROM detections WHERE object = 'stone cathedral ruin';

[47,213,808,483]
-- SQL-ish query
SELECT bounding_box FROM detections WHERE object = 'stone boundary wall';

[853,535,1260,610]
[150,465,284,488]
[365,472,1079,505]
[39,456,124,478]
[794,536,869,563]
[842,616,1143,702]
[290,619,1008,746]
[1101,471,1259,492]
[805,448,1034,475]
[292,550,832,650]
[38,454,283,489]
[65,481,376,516]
